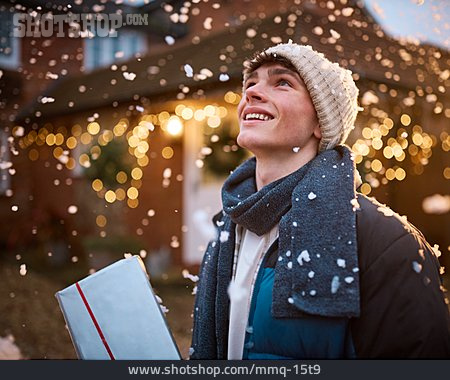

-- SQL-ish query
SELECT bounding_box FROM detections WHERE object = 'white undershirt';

[227,224,279,359]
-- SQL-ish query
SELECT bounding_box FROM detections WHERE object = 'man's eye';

[245,82,256,89]
[278,79,291,87]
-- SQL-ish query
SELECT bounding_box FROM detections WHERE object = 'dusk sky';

[363,0,449,49]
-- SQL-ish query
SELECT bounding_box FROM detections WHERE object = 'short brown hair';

[243,51,300,79]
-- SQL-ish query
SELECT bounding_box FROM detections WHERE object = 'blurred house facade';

[0,0,448,276]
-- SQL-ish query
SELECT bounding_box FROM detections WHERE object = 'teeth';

[245,113,271,121]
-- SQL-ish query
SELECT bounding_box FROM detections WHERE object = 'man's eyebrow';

[268,67,302,84]
[245,71,258,82]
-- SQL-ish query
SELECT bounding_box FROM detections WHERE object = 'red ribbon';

[75,282,115,360]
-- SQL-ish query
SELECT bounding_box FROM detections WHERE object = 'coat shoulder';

[355,193,427,272]
[352,195,450,358]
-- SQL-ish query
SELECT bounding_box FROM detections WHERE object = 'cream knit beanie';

[243,42,360,152]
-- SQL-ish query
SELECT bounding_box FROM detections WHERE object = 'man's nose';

[245,83,266,103]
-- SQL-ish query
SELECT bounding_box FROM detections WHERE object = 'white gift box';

[55,255,181,360]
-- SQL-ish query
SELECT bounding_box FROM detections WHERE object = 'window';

[84,29,147,71]
[0,9,20,68]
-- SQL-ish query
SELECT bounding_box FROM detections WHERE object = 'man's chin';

[237,140,273,157]
[236,134,258,152]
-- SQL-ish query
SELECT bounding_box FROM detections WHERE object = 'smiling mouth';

[244,113,274,121]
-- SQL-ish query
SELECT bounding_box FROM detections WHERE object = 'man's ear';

[313,124,322,139]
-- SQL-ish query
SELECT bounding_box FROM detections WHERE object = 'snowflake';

[344,276,354,284]
[165,36,175,45]
[297,250,311,266]
[331,276,340,294]
[337,259,346,268]
[219,231,229,243]
[182,269,199,283]
[431,244,441,258]
[184,64,193,78]
[412,261,423,273]
[308,192,317,200]
[350,198,361,211]
[19,264,27,276]
[377,206,395,217]
[123,72,136,81]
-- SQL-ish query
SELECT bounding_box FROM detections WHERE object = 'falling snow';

[351,198,361,211]
[297,250,311,266]
[330,29,341,40]
[203,17,213,30]
[412,261,423,273]
[40,96,55,104]
[220,231,230,243]
[337,259,346,268]
[0,0,448,359]
[182,269,199,283]
[19,264,27,276]
[432,244,442,258]
[67,205,78,214]
[13,127,24,137]
[331,276,340,294]
[184,64,194,78]
[165,36,175,45]
[342,7,355,17]
[308,192,317,200]
[0,335,23,360]
[377,206,395,217]
[45,71,59,80]
[246,28,257,38]
[0,162,13,170]
[122,72,136,81]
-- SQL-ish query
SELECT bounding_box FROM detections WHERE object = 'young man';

[190,42,450,359]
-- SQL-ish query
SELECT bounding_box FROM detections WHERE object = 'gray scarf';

[222,145,360,317]
[191,145,360,359]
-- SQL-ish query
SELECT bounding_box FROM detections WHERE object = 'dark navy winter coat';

[190,195,450,359]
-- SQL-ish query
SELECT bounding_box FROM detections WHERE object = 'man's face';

[237,63,321,157]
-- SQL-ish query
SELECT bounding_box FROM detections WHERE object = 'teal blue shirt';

[243,246,356,359]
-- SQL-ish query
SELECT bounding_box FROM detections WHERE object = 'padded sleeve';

[351,231,450,358]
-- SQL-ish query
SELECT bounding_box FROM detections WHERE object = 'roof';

[16,0,449,123]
